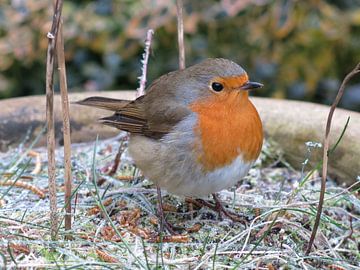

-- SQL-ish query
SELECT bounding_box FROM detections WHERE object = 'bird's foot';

[156,214,182,235]
[187,194,247,223]
[211,193,246,223]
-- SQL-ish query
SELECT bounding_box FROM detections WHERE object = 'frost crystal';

[305,141,322,148]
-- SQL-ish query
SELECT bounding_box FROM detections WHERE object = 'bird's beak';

[240,81,263,90]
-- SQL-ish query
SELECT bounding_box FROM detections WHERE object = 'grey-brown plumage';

[76,58,263,197]
[76,58,245,139]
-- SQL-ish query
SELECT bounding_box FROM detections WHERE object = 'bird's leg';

[156,186,177,235]
[213,194,225,220]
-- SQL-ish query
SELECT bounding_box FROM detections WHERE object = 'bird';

[77,58,263,232]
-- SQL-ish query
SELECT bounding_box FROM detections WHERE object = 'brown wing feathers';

[100,114,146,132]
[76,96,166,139]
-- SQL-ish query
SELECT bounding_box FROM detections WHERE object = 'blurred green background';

[1,0,360,110]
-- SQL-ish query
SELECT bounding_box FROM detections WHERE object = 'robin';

[78,58,263,232]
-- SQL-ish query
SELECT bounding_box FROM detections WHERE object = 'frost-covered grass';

[0,133,359,269]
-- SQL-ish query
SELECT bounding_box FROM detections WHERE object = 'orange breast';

[190,91,263,172]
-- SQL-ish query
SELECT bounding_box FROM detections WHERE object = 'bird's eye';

[211,82,224,92]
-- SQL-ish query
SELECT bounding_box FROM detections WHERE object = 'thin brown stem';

[176,0,185,70]
[109,139,128,176]
[56,21,72,238]
[305,62,360,254]
[156,186,176,235]
[45,0,64,241]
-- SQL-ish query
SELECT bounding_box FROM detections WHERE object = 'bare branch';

[176,0,185,70]
[137,29,154,97]
[45,0,64,241]
[306,62,360,254]
[56,21,72,238]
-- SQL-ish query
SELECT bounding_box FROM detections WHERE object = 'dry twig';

[149,234,190,243]
[136,29,154,97]
[45,0,64,241]
[27,151,42,175]
[96,249,119,263]
[306,62,360,254]
[56,20,73,236]
[0,180,45,199]
[176,0,185,70]
[108,140,127,176]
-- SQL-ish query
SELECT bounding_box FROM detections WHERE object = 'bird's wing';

[101,95,191,139]
[98,95,158,137]
[76,95,152,135]
[77,89,191,139]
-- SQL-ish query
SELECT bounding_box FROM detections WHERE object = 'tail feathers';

[75,96,131,111]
